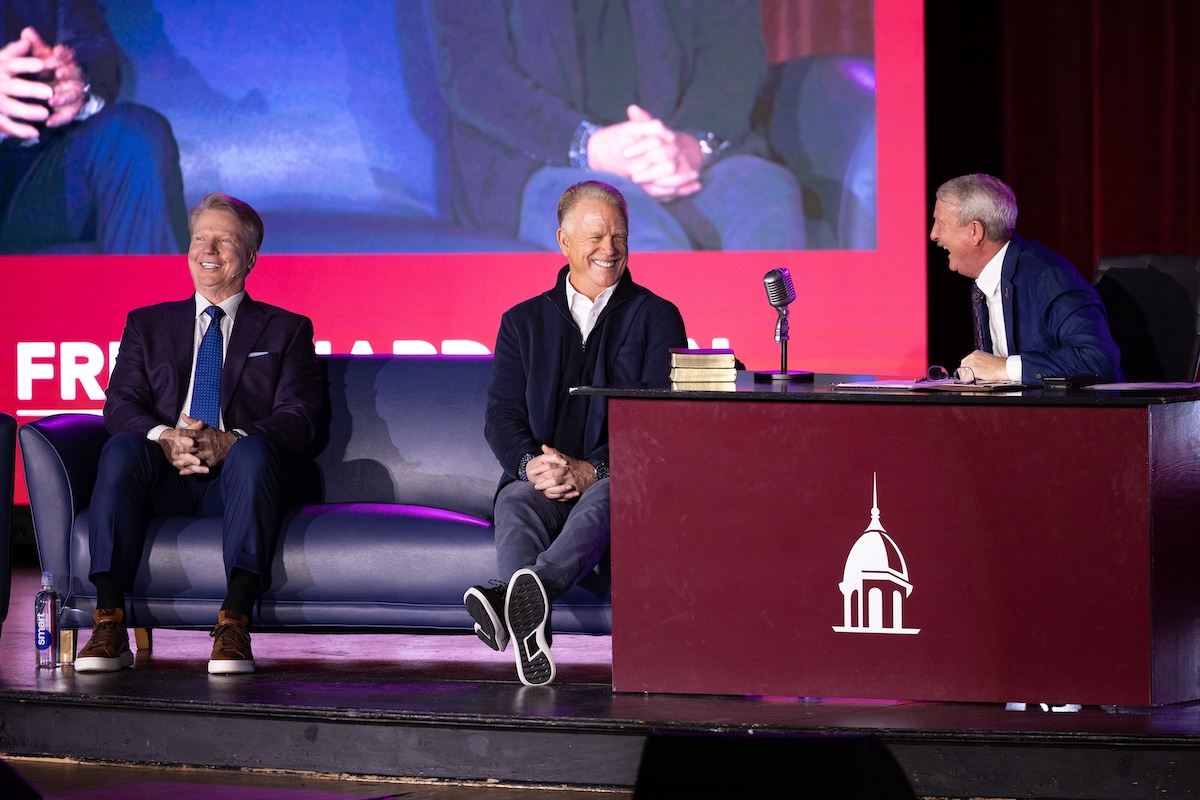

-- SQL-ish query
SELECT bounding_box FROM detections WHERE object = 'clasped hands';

[0,26,89,139]
[159,415,238,475]
[526,444,597,503]
[586,104,703,201]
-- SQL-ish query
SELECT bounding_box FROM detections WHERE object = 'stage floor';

[3,566,1200,799]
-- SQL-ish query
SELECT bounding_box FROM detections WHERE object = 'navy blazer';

[992,235,1123,382]
[485,266,687,486]
[103,294,322,453]
[428,0,770,236]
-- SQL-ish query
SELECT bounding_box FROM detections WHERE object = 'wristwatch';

[693,131,728,167]
[569,120,599,169]
[518,452,535,481]
[592,461,609,481]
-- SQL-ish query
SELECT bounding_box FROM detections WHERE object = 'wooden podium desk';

[574,377,1200,706]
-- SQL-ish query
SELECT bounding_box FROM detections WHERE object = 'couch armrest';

[19,414,110,588]
[0,413,15,629]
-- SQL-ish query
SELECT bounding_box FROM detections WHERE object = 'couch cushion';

[314,355,502,520]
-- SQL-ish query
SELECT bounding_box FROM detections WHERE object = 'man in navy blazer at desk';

[930,173,1122,383]
[75,193,321,675]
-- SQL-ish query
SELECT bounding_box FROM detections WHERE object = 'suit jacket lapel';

[222,295,265,418]
[171,298,197,419]
[1001,236,1022,356]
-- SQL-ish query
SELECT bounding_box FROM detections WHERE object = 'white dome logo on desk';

[833,474,921,636]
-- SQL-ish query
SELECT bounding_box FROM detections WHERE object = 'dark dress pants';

[88,432,288,593]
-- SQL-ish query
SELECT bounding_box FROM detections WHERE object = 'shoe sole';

[208,659,255,675]
[464,586,509,652]
[75,651,134,673]
[506,569,555,687]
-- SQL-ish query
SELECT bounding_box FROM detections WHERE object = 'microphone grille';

[763,268,796,307]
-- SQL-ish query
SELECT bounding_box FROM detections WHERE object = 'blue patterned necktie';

[970,284,988,352]
[190,305,224,428]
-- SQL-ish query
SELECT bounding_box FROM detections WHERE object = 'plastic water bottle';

[34,571,59,669]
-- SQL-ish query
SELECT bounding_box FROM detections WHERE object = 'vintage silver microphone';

[755,268,813,383]
[763,267,796,342]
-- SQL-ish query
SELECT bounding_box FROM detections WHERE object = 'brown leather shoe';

[208,610,255,674]
[76,608,134,673]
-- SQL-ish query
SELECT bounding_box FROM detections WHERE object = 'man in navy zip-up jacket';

[466,180,687,686]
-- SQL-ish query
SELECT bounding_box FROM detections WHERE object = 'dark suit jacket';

[2,0,121,104]
[428,0,769,236]
[104,294,322,453]
[992,235,1123,383]
[485,266,686,488]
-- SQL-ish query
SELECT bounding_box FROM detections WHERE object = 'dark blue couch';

[19,356,611,662]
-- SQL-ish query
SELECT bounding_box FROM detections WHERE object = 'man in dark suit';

[0,0,188,253]
[75,193,322,674]
[427,0,804,253]
[930,174,1122,383]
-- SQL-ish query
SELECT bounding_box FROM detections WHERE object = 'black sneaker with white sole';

[505,568,555,686]
[464,581,509,652]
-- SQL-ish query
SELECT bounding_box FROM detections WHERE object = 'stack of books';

[669,348,738,390]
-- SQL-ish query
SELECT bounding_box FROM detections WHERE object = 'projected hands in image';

[587,104,702,202]
[0,1,188,255]
[0,27,90,138]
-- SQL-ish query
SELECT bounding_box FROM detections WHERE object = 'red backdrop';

[2,1,926,505]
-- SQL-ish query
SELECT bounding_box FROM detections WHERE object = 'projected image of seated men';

[428,0,810,253]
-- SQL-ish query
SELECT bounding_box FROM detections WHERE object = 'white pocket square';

[248,351,270,358]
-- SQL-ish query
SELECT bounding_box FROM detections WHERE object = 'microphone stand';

[776,306,789,374]
[754,303,814,384]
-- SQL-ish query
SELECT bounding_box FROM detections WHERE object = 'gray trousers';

[494,479,611,601]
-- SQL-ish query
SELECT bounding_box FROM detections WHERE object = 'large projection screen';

[1,1,924,504]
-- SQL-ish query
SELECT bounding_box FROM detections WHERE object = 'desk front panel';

[608,398,1200,705]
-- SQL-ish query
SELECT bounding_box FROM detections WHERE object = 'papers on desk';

[832,379,1027,393]
[830,380,920,391]
[1084,382,1200,391]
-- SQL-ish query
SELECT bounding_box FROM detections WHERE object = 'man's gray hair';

[935,174,1018,242]
[187,193,265,253]
[557,180,629,229]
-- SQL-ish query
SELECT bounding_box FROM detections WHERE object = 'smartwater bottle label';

[36,613,53,650]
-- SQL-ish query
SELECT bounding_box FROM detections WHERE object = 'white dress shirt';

[973,241,1022,381]
[565,279,617,343]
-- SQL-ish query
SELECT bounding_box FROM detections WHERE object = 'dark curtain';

[926,0,1200,368]
[1000,0,1200,281]
[925,1,1003,367]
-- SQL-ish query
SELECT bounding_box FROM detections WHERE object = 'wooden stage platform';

[3,566,1200,798]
